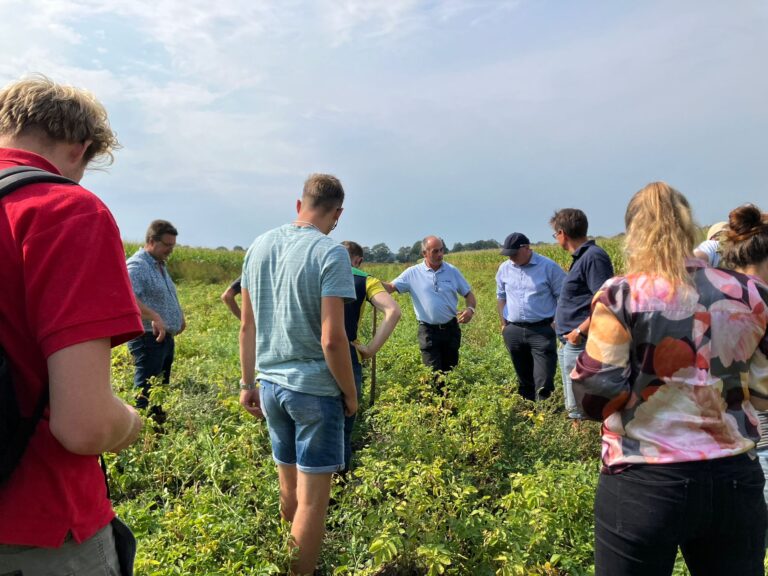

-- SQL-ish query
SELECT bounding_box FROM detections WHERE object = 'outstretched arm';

[354,292,401,360]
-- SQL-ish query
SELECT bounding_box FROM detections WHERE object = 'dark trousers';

[595,455,767,576]
[127,332,174,409]
[343,360,363,474]
[418,319,461,373]
[501,321,557,401]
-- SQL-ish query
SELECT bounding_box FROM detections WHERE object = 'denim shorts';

[260,380,345,474]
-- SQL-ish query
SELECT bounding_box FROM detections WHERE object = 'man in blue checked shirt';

[126,220,186,416]
[496,232,565,401]
[383,235,477,375]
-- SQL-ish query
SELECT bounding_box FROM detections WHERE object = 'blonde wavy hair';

[624,182,698,284]
[0,74,119,166]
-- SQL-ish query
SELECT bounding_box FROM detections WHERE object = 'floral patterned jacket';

[572,259,768,471]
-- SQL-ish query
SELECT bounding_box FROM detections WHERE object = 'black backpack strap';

[0,166,76,200]
[0,166,74,484]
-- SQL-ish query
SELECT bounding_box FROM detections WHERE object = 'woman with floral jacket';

[572,183,768,576]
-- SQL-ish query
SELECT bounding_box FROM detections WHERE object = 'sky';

[1,1,766,251]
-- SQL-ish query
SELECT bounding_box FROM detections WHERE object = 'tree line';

[363,239,501,263]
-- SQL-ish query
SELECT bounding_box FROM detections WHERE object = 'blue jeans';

[260,380,345,474]
[594,454,766,575]
[127,332,174,408]
[343,362,363,474]
[558,337,585,419]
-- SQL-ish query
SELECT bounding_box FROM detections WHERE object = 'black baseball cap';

[500,232,530,256]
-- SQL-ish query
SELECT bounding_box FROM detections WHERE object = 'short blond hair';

[302,173,344,213]
[0,75,119,166]
[624,182,698,284]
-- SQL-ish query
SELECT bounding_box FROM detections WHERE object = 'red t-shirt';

[0,148,143,547]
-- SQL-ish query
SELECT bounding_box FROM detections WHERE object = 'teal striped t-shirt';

[242,224,354,396]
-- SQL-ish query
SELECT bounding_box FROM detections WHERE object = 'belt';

[419,318,459,330]
[509,317,553,328]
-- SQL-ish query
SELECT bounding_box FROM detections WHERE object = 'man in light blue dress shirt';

[496,232,565,401]
[384,236,476,375]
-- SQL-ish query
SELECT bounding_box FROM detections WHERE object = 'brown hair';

[719,204,768,270]
[302,174,344,213]
[0,75,119,166]
[146,220,178,243]
[624,182,698,284]
[341,240,364,260]
[550,208,588,238]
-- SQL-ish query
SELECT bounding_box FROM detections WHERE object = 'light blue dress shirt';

[392,261,471,324]
[496,252,565,323]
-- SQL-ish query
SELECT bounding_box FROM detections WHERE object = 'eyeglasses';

[551,230,562,239]
[154,238,176,248]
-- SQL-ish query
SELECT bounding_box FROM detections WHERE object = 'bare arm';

[47,339,142,455]
[321,296,357,416]
[354,292,401,360]
[238,288,262,419]
[381,281,398,294]
[134,298,167,342]
[221,287,242,320]
[457,291,477,324]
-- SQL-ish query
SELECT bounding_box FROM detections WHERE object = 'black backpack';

[0,166,76,485]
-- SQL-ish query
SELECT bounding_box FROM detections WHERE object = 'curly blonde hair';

[0,74,119,166]
[624,182,698,284]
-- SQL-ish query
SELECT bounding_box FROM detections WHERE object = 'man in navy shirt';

[551,209,614,420]
[496,233,565,401]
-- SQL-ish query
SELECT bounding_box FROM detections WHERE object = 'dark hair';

[146,219,178,243]
[302,173,344,213]
[341,240,363,260]
[550,208,588,238]
[720,204,768,270]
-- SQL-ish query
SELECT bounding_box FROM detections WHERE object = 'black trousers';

[501,321,557,401]
[418,320,461,373]
[595,454,767,576]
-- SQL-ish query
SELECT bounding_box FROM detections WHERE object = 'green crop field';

[110,239,706,575]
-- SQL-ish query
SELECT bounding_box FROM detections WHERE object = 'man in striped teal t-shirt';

[239,174,356,576]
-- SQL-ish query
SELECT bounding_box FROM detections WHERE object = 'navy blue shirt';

[554,240,614,336]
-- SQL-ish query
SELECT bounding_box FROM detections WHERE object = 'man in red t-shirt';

[0,76,144,574]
